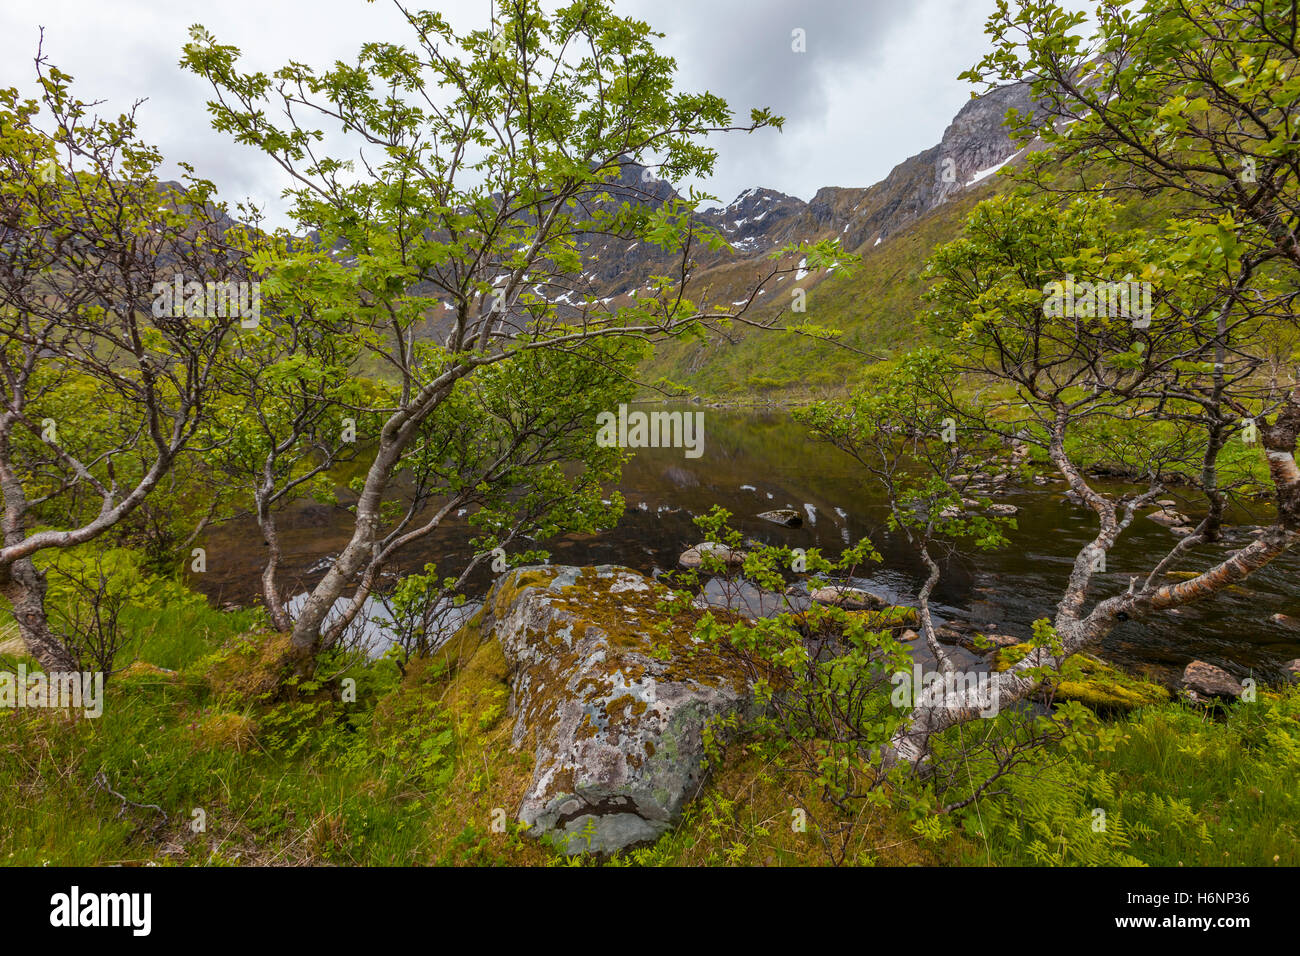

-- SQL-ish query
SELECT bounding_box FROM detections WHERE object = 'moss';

[993,643,1171,713]
[992,642,1034,672]
[1055,677,1166,711]
[115,661,179,683]
[198,631,295,702]
[604,694,648,719]
[191,711,259,753]
[489,569,556,622]
[845,606,920,628]
[114,660,203,701]
[1059,656,1170,711]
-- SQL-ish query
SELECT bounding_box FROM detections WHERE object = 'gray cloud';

[625,0,912,123]
[0,0,1004,220]
[623,0,1003,203]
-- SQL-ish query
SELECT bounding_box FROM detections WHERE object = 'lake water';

[195,405,1300,684]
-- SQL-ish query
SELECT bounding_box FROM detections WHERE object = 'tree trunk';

[885,659,1044,768]
[257,505,292,633]
[0,556,77,673]
[285,374,467,666]
[287,438,403,662]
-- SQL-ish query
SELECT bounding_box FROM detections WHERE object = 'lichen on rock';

[471,564,754,855]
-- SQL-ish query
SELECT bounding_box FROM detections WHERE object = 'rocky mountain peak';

[931,80,1036,205]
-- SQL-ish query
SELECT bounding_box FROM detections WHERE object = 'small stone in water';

[756,509,802,528]
[809,585,887,611]
[679,542,745,570]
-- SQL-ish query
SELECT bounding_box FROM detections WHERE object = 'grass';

[1082,700,1300,866]
[1,586,1297,867]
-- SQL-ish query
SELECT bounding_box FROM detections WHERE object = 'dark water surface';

[196,406,1300,684]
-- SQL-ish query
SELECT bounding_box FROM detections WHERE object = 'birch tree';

[182,0,820,667]
[850,0,1300,766]
[0,50,249,673]
[883,193,1295,767]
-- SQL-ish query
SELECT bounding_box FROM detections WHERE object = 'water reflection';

[196,405,1300,683]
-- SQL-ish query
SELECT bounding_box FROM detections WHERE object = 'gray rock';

[809,585,888,610]
[479,566,753,856]
[931,79,1036,207]
[1284,659,1300,684]
[934,625,965,645]
[987,503,1019,517]
[678,541,745,570]
[1180,660,1243,702]
[1148,509,1191,527]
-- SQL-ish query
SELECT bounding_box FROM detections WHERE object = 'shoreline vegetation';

[2,379,1292,865]
[2,583,1296,867]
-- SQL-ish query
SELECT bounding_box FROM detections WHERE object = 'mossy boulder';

[473,565,753,856]
[115,661,180,683]
[200,632,295,702]
[993,644,1171,712]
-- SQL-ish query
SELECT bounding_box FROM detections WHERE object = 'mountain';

[610,80,1038,397]
[296,79,1038,395]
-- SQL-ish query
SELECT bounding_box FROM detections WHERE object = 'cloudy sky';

[0,0,1007,221]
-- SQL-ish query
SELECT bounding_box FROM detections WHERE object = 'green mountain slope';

[641,177,1003,399]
